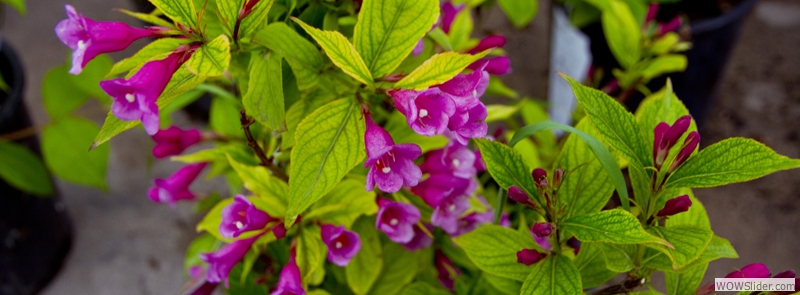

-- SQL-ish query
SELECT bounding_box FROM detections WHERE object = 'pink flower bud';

[531,222,553,238]
[507,185,532,205]
[151,126,202,158]
[657,195,692,217]
[467,35,506,54]
[653,122,670,167]
[669,131,700,172]
[645,3,659,24]
[725,263,771,278]
[516,249,547,266]
[532,168,548,189]
[553,168,564,189]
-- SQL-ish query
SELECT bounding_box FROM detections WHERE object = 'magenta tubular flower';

[201,234,261,287]
[669,131,700,172]
[238,0,261,19]
[152,126,202,158]
[148,163,207,205]
[435,251,460,291]
[646,3,659,24]
[532,168,549,189]
[534,233,552,251]
[474,150,486,172]
[271,249,306,295]
[100,50,192,135]
[220,195,273,238]
[467,35,507,54]
[725,263,771,278]
[447,103,489,145]
[419,143,477,179]
[479,56,512,75]
[436,62,489,110]
[656,195,692,217]
[376,199,421,243]
[431,194,470,234]
[364,115,423,193]
[452,208,493,237]
[653,116,692,167]
[658,16,682,35]
[411,173,474,207]
[320,224,361,267]
[516,249,547,266]
[55,5,164,75]
[531,222,553,237]
[440,1,465,33]
[389,88,456,136]
[402,223,434,251]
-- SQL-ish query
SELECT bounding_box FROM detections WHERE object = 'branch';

[589,276,646,295]
[240,110,289,182]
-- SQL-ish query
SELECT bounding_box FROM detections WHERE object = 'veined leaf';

[497,0,538,28]
[401,282,451,295]
[292,17,374,86]
[354,0,439,78]
[107,38,190,77]
[393,50,490,90]
[42,116,108,190]
[286,99,366,227]
[484,273,523,295]
[253,22,324,90]
[0,141,54,196]
[297,224,327,285]
[520,254,582,295]
[594,243,636,272]
[508,120,630,210]
[116,8,176,28]
[239,0,274,38]
[243,52,285,131]
[600,0,640,69]
[150,0,197,27]
[452,224,540,281]
[366,243,419,295]
[665,138,800,188]
[347,217,383,294]
[185,35,231,77]
[560,209,668,246]
[666,263,707,295]
[645,225,713,270]
[307,179,377,228]
[574,244,618,288]
[227,155,288,217]
[474,139,542,207]
[215,0,245,33]
[92,67,205,148]
[645,235,737,272]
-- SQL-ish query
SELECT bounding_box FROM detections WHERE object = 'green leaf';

[92,67,205,148]
[282,89,337,149]
[42,65,89,119]
[427,28,452,51]
[347,217,383,295]
[393,50,491,90]
[448,7,473,51]
[474,139,542,207]
[520,254,582,295]
[634,81,696,159]
[286,98,366,227]
[554,118,617,218]
[484,273,522,295]
[594,243,636,272]
[150,0,197,27]
[508,120,630,210]
[227,155,288,217]
[354,0,440,78]
[401,282,451,295]
[645,225,713,270]
[107,38,190,77]
[307,179,377,228]
[216,0,246,33]
[209,95,243,137]
[253,22,324,90]
[574,243,618,288]
[70,54,114,103]
[292,17,374,86]
[486,76,520,99]
[1,0,25,15]
[116,8,176,28]
[0,141,53,196]
[297,224,327,285]
[239,0,274,38]
[42,117,108,190]
[185,35,231,77]
[184,233,216,271]
[666,263,708,295]
[640,55,687,81]
[665,138,800,188]
[563,74,650,168]
[560,209,668,245]
[646,235,737,272]
[497,0,538,28]
[367,243,419,295]
[600,0,641,69]
[485,103,522,123]
[452,224,539,281]
[244,52,286,131]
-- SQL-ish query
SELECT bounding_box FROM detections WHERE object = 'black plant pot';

[0,41,72,295]
[582,0,759,126]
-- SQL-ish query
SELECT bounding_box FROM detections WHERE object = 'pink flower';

[320,224,361,267]
[147,163,207,205]
[55,5,165,74]
[440,1,465,33]
[653,115,691,168]
[271,249,305,295]
[364,115,423,193]
[220,195,273,238]
[411,173,474,208]
[447,103,488,145]
[435,251,460,291]
[467,35,507,54]
[200,234,262,287]
[419,143,477,179]
[431,194,470,234]
[725,263,771,279]
[100,49,194,135]
[402,223,434,251]
[376,199,421,243]
[656,195,692,217]
[389,88,456,136]
[152,126,202,158]
[668,131,700,172]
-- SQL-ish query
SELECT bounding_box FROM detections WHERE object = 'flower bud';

[507,186,531,204]
[653,122,670,168]
[725,263,771,278]
[656,195,692,217]
[669,131,700,172]
[531,222,553,238]
[552,168,564,189]
[532,168,548,189]
[567,237,581,255]
[516,249,547,266]
[773,269,796,278]
[467,35,506,54]
[665,116,692,148]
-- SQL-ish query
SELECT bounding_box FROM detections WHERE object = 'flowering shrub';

[37,0,800,294]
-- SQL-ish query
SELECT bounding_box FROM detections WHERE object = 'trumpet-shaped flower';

[320,224,361,266]
[402,223,434,251]
[376,199,421,243]
[201,234,262,287]
[271,249,305,295]
[364,115,423,193]
[389,88,456,136]
[220,195,273,238]
[147,163,207,205]
[151,126,202,158]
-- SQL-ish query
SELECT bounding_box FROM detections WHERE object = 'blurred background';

[0,0,797,294]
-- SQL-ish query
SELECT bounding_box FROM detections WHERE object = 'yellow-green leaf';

[243,52,285,131]
[292,17,373,86]
[185,35,231,77]
[393,50,490,90]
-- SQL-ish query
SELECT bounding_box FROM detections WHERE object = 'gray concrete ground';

[1,0,798,294]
